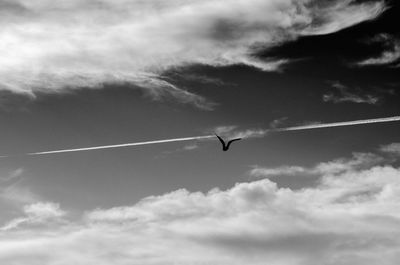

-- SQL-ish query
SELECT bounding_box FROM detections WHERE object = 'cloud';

[157,143,199,158]
[213,125,268,139]
[380,143,400,156]
[1,144,400,264]
[356,34,400,67]
[0,168,24,182]
[169,73,229,86]
[269,117,289,129]
[0,202,66,231]
[251,165,308,178]
[323,81,380,105]
[0,168,39,205]
[251,152,384,178]
[182,144,199,151]
[0,0,385,108]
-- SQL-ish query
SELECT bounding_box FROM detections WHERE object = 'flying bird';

[215,134,242,151]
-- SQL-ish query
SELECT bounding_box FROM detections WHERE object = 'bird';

[215,134,242,151]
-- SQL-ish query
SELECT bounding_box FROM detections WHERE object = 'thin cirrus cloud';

[0,0,385,108]
[323,81,381,105]
[1,143,400,264]
[356,34,400,67]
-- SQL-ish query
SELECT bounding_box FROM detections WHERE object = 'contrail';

[273,115,400,132]
[26,135,214,156]
[1,116,399,157]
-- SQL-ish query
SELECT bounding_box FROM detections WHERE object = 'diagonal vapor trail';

[1,115,399,158]
[26,136,215,156]
[274,115,400,132]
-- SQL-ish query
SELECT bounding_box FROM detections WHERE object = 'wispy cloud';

[212,125,267,139]
[269,117,288,129]
[1,202,66,231]
[251,151,384,179]
[157,143,200,158]
[0,169,39,205]
[0,168,24,182]
[169,73,229,86]
[1,144,400,264]
[323,81,380,105]
[0,0,385,108]
[356,34,400,67]
[380,143,400,156]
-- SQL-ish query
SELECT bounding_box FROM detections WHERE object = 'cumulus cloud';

[0,0,385,108]
[323,81,380,105]
[356,34,400,67]
[1,144,400,264]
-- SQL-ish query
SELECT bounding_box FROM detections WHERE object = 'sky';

[0,0,400,264]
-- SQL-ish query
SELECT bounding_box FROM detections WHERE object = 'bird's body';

[215,134,242,151]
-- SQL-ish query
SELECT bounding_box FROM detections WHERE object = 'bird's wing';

[215,134,225,144]
[226,138,242,148]
[215,134,226,148]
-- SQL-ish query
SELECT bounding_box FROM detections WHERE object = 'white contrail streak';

[273,115,400,132]
[26,135,214,156]
[1,116,399,158]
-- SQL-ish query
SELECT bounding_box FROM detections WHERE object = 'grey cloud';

[323,82,381,105]
[269,117,289,129]
[0,169,40,205]
[380,143,400,156]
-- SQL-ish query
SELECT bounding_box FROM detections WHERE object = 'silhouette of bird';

[215,134,242,151]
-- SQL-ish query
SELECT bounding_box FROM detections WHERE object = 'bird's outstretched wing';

[226,138,242,149]
[215,134,225,144]
[215,134,227,149]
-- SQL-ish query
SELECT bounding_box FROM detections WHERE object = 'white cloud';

[250,151,384,178]
[1,202,66,231]
[251,165,308,178]
[356,34,400,67]
[0,0,385,108]
[1,145,400,264]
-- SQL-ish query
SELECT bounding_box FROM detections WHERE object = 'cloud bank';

[1,143,400,264]
[0,0,385,107]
